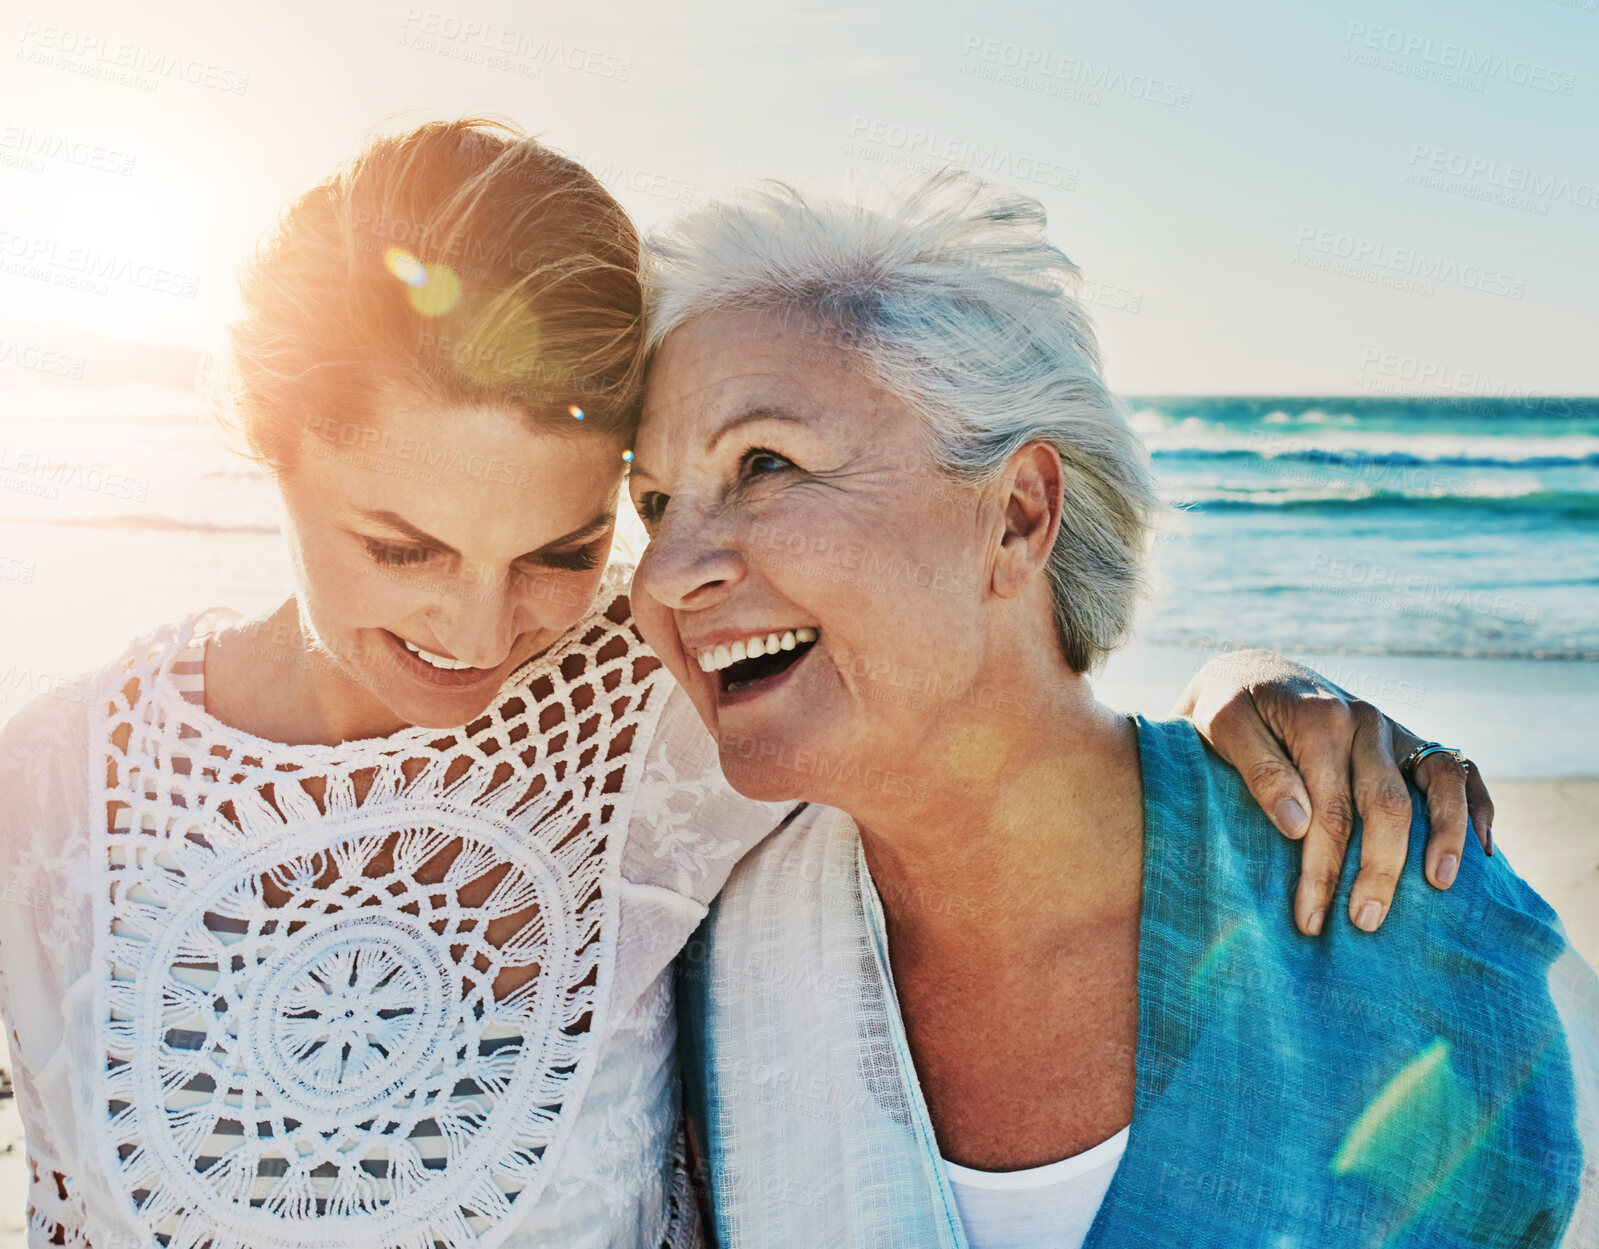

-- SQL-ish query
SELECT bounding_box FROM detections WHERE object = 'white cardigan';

[0,565,793,1249]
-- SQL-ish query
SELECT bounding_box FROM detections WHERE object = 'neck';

[207,599,409,746]
[855,669,1144,967]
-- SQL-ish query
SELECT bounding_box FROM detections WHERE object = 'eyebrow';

[707,406,808,453]
[356,508,615,559]
[630,405,808,484]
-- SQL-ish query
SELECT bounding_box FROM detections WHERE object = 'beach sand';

[0,777,1594,1245]
[1490,779,1599,969]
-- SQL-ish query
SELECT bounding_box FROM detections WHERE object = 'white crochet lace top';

[0,566,793,1249]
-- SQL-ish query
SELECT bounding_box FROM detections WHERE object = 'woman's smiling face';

[629,310,1000,806]
[277,388,628,730]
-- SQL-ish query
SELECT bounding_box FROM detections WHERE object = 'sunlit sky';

[1,0,1595,393]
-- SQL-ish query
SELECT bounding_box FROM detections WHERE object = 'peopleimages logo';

[304,413,537,487]
[1356,348,1576,416]
[0,227,199,299]
[1343,22,1577,95]
[0,125,136,175]
[846,117,1078,190]
[959,35,1193,109]
[0,335,86,380]
[1406,144,1599,213]
[1310,553,1542,626]
[1292,226,1526,300]
[15,21,250,94]
[589,159,696,204]
[0,554,37,584]
[398,9,633,80]
[0,445,151,501]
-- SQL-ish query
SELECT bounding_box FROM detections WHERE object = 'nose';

[636,499,747,614]
[426,569,522,669]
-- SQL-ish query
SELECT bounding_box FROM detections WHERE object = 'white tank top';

[944,1126,1129,1249]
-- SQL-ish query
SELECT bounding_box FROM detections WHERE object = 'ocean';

[1,386,1595,774]
[1132,395,1599,662]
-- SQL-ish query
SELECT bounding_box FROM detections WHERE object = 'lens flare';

[383,247,428,288]
[383,247,462,316]
[407,264,462,317]
[569,405,586,420]
[1333,1038,1456,1177]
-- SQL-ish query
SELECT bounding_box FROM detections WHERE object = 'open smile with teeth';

[400,637,480,671]
[696,628,819,693]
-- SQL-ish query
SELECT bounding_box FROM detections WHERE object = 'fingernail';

[1435,854,1458,887]
[1306,908,1325,936]
[1276,797,1309,838]
[1355,900,1384,932]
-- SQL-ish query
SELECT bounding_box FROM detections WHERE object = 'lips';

[399,636,477,670]
[677,630,818,706]
[381,629,503,690]
[695,627,817,673]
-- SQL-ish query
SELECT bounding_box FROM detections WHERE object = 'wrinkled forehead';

[637,310,874,451]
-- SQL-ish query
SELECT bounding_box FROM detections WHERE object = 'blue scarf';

[677,717,1599,1246]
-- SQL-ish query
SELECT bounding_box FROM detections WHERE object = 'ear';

[992,441,1063,600]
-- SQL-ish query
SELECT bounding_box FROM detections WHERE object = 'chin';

[351,664,500,733]
[339,624,521,731]
[717,752,809,804]
[712,712,843,806]
[401,683,506,729]
[718,703,925,811]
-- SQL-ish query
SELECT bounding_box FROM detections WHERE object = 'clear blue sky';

[1,0,1594,392]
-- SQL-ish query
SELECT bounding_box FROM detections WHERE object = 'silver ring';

[1399,741,1464,781]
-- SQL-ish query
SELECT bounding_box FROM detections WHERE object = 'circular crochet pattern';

[251,914,447,1113]
[94,586,665,1248]
[248,918,446,1116]
[108,810,585,1249]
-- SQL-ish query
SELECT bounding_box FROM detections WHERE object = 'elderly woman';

[627,173,1599,1247]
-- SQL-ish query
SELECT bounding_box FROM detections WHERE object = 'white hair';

[643,169,1163,671]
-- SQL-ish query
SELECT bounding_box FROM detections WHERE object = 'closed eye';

[634,491,668,524]
[533,540,608,572]
[363,537,436,567]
